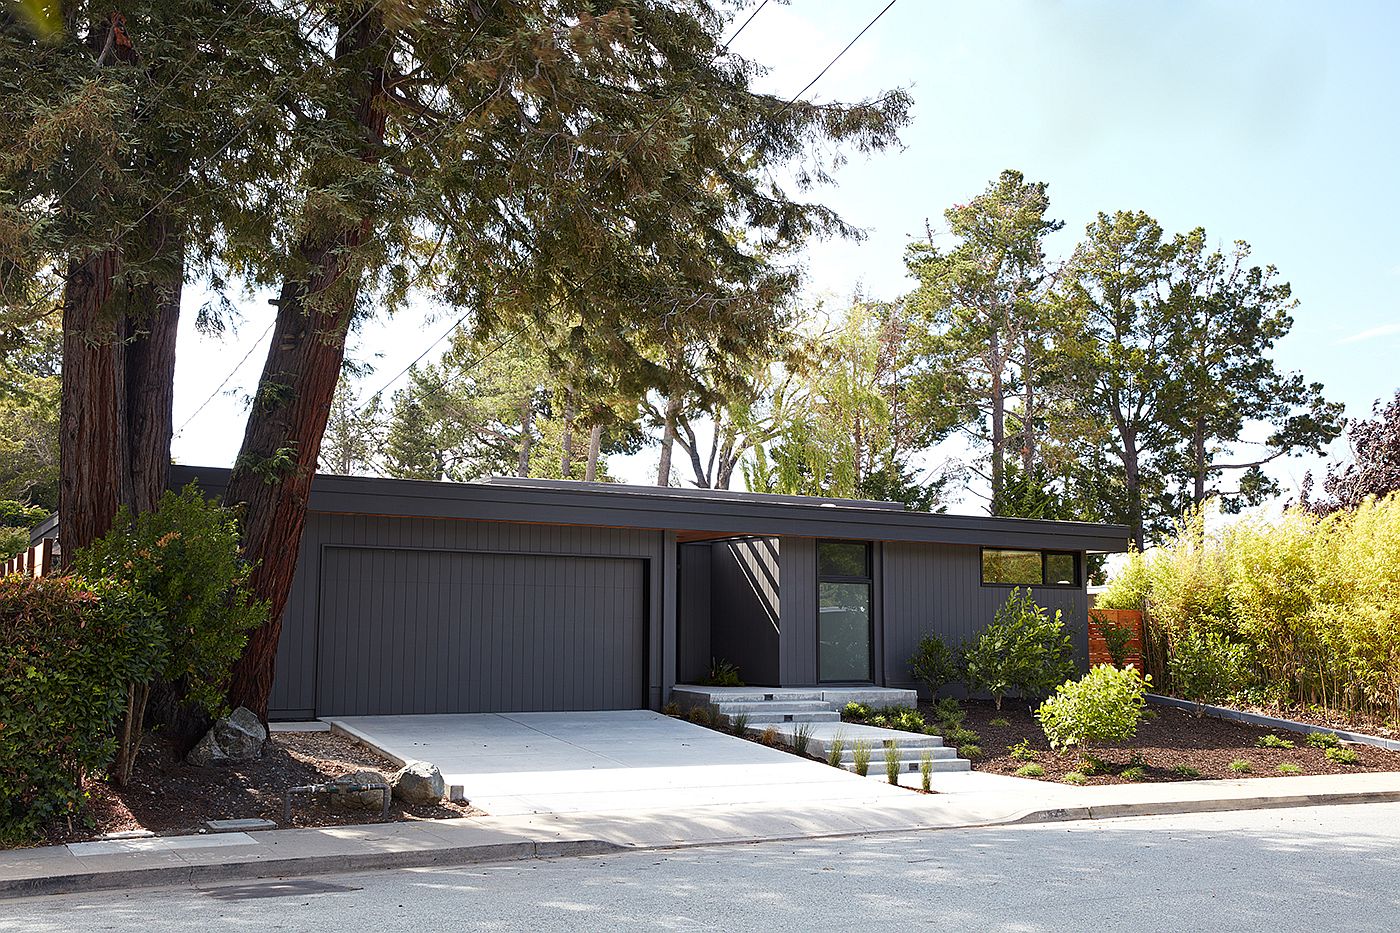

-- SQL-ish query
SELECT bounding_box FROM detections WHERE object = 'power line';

[172,318,277,438]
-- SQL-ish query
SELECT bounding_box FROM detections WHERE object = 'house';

[167,466,1129,720]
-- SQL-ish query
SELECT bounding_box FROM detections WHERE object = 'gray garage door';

[316,547,646,715]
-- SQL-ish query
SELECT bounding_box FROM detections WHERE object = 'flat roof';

[169,466,1131,552]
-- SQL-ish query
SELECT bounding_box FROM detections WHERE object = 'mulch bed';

[31,731,479,848]
[944,699,1400,785]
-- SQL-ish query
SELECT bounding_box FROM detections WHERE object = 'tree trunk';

[584,422,603,481]
[657,394,680,486]
[1021,333,1035,474]
[223,7,389,719]
[1121,428,1145,551]
[124,218,182,513]
[517,397,533,476]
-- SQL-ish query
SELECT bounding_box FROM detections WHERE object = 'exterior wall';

[708,537,781,685]
[270,512,666,719]
[676,543,712,684]
[777,536,817,685]
[880,541,1090,697]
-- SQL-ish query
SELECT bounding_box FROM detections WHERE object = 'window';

[981,549,1080,587]
[817,541,872,682]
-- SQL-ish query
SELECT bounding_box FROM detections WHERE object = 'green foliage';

[1015,763,1046,777]
[1100,620,1136,669]
[909,632,958,700]
[1305,732,1341,749]
[843,702,870,721]
[919,750,934,791]
[1256,734,1295,749]
[730,713,750,737]
[1097,550,1151,612]
[989,717,1011,727]
[1172,765,1201,778]
[1228,759,1252,773]
[1325,747,1360,766]
[1036,665,1150,751]
[686,705,712,727]
[1008,739,1039,762]
[827,731,847,768]
[932,697,965,727]
[661,702,681,718]
[957,744,982,760]
[1062,771,1088,785]
[845,704,928,734]
[702,659,744,688]
[884,742,901,785]
[945,726,981,747]
[73,484,264,716]
[963,588,1075,710]
[852,740,872,776]
[1276,762,1301,774]
[793,723,813,757]
[1120,766,1147,782]
[1167,628,1248,716]
[0,576,164,843]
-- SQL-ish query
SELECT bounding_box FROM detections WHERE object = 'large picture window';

[981,548,1080,587]
[818,540,873,682]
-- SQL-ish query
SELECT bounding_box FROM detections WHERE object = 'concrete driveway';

[326,710,910,817]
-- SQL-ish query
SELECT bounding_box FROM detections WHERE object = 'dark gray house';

[168,466,1128,721]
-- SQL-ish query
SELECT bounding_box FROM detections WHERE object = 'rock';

[213,707,267,761]
[332,769,389,810]
[391,761,445,805]
[185,706,267,767]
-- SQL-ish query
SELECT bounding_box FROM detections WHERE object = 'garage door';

[316,547,646,715]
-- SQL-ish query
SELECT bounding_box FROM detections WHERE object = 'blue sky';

[172,1,1400,506]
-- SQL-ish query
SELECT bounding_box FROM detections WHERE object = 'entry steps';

[671,685,971,774]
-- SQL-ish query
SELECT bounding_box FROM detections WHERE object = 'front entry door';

[817,541,873,682]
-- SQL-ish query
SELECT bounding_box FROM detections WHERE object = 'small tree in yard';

[73,484,266,782]
[1168,628,1248,717]
[963,588,1076,710]
[1037,665,1151,752]
[910,633,958,699]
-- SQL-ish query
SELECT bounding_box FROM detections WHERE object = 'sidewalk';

[5,770,1400,899]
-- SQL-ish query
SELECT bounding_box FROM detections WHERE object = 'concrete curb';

[1009,788,1400,825]
[0,838,623,901]
[326,720,411,767]
[1146,695,1400,751]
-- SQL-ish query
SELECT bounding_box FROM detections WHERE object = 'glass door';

[817,541,873,682]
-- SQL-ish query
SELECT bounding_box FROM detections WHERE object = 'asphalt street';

[7,803,1400,932]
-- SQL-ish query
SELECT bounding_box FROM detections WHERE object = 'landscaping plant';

[919,750,933,791]
[1229,759,1252,773]
[1326,747,1360,766]
[1306,731,1341,749]
[1167,628,1247,717]
[1256,734,1295,749]
[827,731,847,768]
[909,632,958,700]
[853,740,872,776]
[704,658,744,688]
[1015,763,1046,777]
[884,742,901,784]
[1036,664,1150,752]
[963,588,1075,710]
[793,723,813,757]
[0,576,164,843]
[1276,762,1301,774]
[730,712,751,736]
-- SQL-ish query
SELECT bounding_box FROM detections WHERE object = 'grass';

[1120,766,1147,782]
[730,712,750,736]
[1255,734,1295,749]
[853,740,872,777]
[792,723,813,757]
[759,725,779,746]
[1326,746,1361,766]
[1276,762,1301,774]
[919,750,933,792]
[884,742,901,785]
[989,717,1010,727]
[1062,771,1088,785]
[1228,759,1253,773]
[1172,765,1201,779]
[827,730,847,768]
[1014,763,1046,777]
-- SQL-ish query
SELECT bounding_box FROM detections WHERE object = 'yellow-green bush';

[1099,494,1400,723]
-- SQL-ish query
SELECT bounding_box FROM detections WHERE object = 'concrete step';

[807,733,946,755]
[713,700,834,715]
[730,710,841,724]
[833,744,960,763]
[843,757,971,775]
[673,687,824,704]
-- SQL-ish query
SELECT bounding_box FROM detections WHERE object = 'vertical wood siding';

[778,536,817,685]
[270,514,665,718]
[676,543,712,684]
[881,541,1090,695]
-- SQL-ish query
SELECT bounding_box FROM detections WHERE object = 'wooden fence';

[3,538,54,578]
[1088,608,1144,670]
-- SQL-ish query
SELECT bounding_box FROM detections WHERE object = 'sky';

[170,0,1400,512]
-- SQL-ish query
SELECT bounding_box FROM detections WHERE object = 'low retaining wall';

[1147,694,1400,752]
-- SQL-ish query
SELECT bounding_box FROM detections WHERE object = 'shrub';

[842,701,871,722]
[730,712,750,736]
[759,725,779,746]
[1326,747,1360,766]
[1097,549,1151,612]
[1062,771,1087,785]
[1015,763,1046,777]
[1276,762,1301,774]
[1008,739,1038,762]
[1100,619,1136,669]
[1036,665,1150,751]
[932,697,965,726]
[1120,765,1147,782]
[963,588,1075,710]
[852,740,872,776]
[1306,731,1341,748]
[919,750,933,791]
[1167,628,1248,717]
[884,742,901,784]
[866,705,928,733]
[687,705,712,726]
[1172,764,1201,778]
[662,702,681,717]
[957,744,982,759]
[703,658,743,687]
[945,726,980,747]
[793,723,813,756]
[827,731,846,767]
[1256,734,1295,749]
[1228,759,1252,773]
[910,633,958,699]
[73,485,265,782]
[0,576,165,843]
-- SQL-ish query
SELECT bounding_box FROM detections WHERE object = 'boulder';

[184,706,267,767]
[392,761,445,805]
[332,769,389,810]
